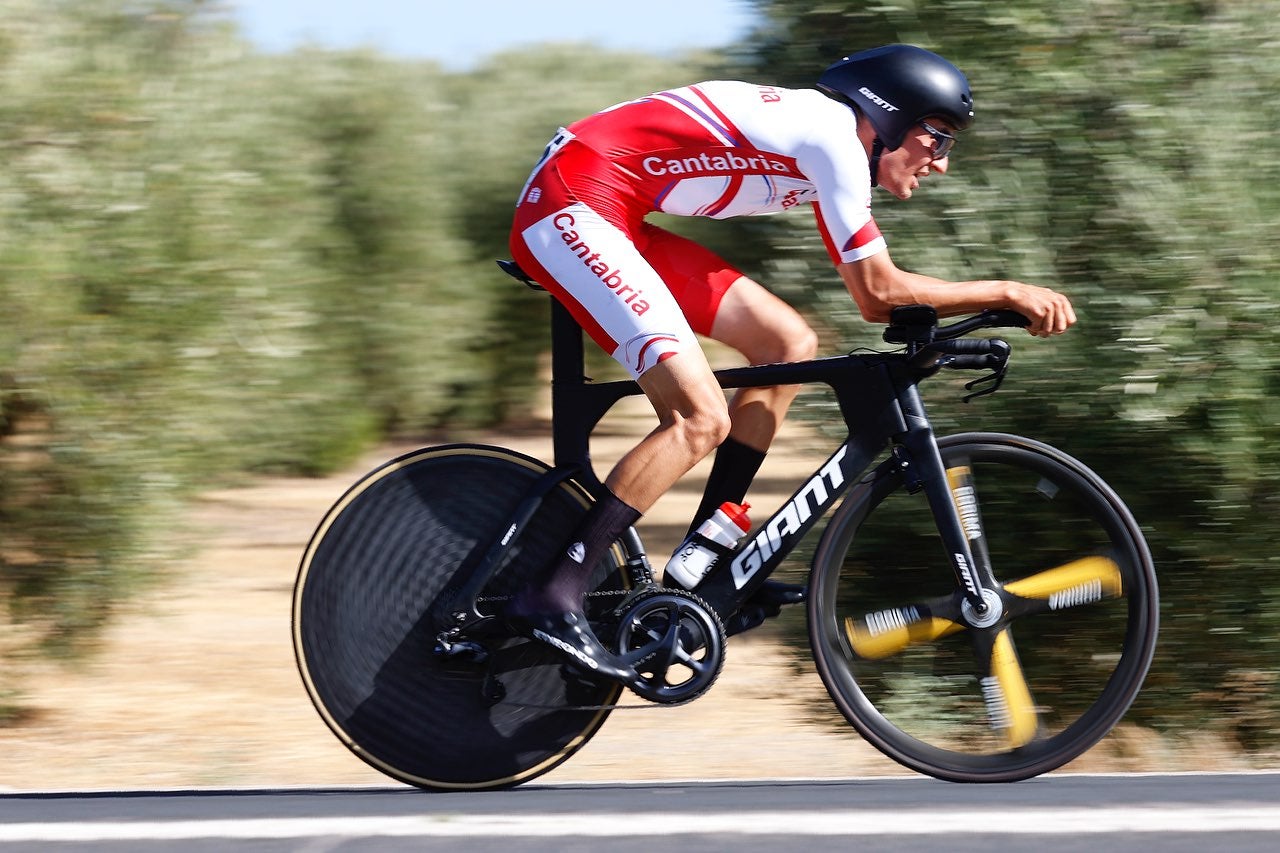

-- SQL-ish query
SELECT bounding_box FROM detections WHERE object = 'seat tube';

[896,385,994,610]
[550,300,591,472]
[547,298,639,492]
[550,299,586,387]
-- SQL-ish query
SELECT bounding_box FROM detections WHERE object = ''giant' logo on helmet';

[858,86,900,113]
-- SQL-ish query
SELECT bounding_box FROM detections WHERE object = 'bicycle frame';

[299,269,1155,786]
[543,296,997,626]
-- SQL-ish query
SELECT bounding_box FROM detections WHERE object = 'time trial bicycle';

[291,260,1158,789]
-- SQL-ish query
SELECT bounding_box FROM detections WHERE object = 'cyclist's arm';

[837,251,1076,337]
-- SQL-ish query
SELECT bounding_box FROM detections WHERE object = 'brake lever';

[962,361,1009,403]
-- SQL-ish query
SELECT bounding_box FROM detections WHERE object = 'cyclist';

[505,44,1076,682]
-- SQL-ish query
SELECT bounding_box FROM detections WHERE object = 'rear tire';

[292,444,628,790]
[808,433,1158,782]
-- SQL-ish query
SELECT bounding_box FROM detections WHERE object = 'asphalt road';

[2,772,1277,852]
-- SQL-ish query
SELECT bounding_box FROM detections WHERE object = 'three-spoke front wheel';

[808,433,1158,782]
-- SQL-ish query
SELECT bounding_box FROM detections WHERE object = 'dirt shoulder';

[0,400,1260,791]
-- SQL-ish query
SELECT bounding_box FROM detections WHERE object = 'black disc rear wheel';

[292,444,628,790]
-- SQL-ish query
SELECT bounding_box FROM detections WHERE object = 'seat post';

[542,278,640,487]
[549,298,595,476]
[549,298,586,385]
[498,258,597,474]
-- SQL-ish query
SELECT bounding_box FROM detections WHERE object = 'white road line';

[7,770,1280,797]
[2,808,1279,842]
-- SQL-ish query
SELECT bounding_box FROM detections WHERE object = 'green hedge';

[739,0,1280,747]
[0,1,707,663]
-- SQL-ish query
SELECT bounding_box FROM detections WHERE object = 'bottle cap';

[719,501,751,532]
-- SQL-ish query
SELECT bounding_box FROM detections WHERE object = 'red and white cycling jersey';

[511,81,885,377]
[560,81,886,262]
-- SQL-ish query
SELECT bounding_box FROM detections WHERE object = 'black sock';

[514,489,640,615]
[687,436,767,537]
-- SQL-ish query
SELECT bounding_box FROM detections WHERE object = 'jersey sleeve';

[795,114,887,265]
[813,203,885,265]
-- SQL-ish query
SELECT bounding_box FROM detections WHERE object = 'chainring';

[615,589,726,705]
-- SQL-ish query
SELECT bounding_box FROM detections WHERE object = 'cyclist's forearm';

[837,255,1017,322]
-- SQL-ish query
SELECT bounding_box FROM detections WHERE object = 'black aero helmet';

[817,44,974,151]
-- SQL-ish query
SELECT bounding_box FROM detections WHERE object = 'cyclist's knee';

[779,324,820,364]
[661,394,730,458]
[739,317,819,366]
[700,404,733,447]
[682,406,732,458]
[638,350,730,456]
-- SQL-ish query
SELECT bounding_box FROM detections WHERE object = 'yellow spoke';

[1003,556,1123,607]
[984,629,1039,747]
[844,607,964,659]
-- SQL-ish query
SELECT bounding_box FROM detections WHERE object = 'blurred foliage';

[0,0,1276,751]
[736,0,1280,747]
[0,0,709,664]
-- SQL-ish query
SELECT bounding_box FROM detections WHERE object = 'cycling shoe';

[505,609,640,686]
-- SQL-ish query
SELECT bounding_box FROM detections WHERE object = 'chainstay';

[495,696,700,711]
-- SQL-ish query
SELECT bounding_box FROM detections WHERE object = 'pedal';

[749,580,807,607]
[725,603,772,637]
[434,636,490,665]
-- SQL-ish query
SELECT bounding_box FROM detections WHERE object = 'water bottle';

[664,501,752,589]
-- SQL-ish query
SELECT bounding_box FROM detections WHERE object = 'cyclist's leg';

[605,348,730,508]
[504,358,729,679]
[508,348,729,613]
[688,278,819,534]
[638,225,815,616]
[639,223,818,527]
[508,167,730,676]
[709,276,820,449]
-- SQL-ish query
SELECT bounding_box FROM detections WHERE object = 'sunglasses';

[920,121,956,161]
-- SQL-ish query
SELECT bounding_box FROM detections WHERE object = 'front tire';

[808,433,1158,782]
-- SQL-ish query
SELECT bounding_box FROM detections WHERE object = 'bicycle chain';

[496,699,679,711]
[475,588,629,605]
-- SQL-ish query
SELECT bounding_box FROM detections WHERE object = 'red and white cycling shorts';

[510,139,743,378]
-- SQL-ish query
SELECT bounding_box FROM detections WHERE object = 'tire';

[808,432,1158,782]
[292,444,628,790]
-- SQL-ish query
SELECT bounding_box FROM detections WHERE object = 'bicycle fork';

[891,389,1042,747]
[893,385,1001,621]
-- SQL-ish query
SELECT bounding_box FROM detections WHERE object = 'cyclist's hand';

[1004,282,1076,337]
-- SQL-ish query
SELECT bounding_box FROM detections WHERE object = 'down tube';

[693,435,885,619]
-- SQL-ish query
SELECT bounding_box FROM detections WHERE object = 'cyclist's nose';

[931,155,950,174]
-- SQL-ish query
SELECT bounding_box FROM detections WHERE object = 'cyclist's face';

[879,121,954,200]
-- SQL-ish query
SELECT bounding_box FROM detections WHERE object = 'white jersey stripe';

[647,91,738,146]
